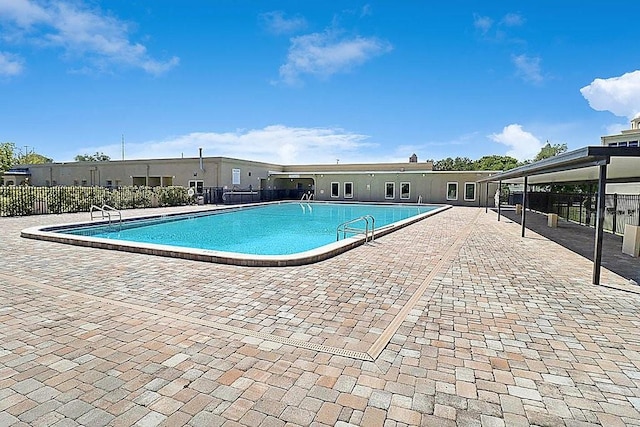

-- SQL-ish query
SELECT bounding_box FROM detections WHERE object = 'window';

[344,182,353,198]
[446,182,458,200]
[232,168,241,185]
[464,182,476,201]
[331,182,339,198]
[385,182,395,199]
[81,180,87,186]
[188,180,204,194]
[629,141,639,147]
[106,180,113,188]
[400,182,410,200]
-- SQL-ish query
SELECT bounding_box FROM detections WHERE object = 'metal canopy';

[477,146,640,185]
[476,145,640,286]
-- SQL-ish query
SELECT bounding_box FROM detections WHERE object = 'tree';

[431,157,474,171]
[0,142,15,173]
[429,155,520,171]
[75,152,111,162]
[534,142,567,161]
[17,152,53,164]
[473,155,520,171]
[1,142,52,168]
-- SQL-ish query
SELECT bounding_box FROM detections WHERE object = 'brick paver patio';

[1,206,639,426]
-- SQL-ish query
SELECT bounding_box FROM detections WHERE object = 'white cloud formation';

[580,70,640,119]
[71,125,381,165]
[474,12,523,37]
[473,14,493,34]
[260,11,307,35]
[0,51,24,76]
[0,0,49,28]
[489,124,544,161]
[278,30,392,85]
[501,13,524,27]
[0,0,178,75]
[512,54,543,84]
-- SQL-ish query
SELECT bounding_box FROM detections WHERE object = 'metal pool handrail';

[90,204,122,225]
[336,215,375,242]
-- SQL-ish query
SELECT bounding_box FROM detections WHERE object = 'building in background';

[2,153,499,206]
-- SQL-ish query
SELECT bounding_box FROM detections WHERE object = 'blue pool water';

[62,202,439,256]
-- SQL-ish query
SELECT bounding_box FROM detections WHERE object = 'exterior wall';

[3,156,498,205]
[606,183,640,195]
[272,170,497,206]
[601,117,640,147]
[7,157,283,190]
[217,158,282,190]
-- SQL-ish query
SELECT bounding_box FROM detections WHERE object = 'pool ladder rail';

[300,192,314,213]
[90,204,122,225]
[337,215,375,242]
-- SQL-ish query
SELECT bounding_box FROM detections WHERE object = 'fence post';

[613,193,617,234]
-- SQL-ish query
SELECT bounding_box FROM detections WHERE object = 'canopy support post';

[497,180,502,221]
[521,176,528,237]
[593,164,607,285]
[485,182,489,213]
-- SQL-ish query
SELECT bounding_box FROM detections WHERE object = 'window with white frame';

[464,182,476,201]
[400,182,410,199]
[385,182,395,199]
[446,182,458,200]
[232,168,241,185]
[331,182,339,198]
[344,182,353,198]
[188,180,204,194]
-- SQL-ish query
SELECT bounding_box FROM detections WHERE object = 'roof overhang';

[477,146,640,185]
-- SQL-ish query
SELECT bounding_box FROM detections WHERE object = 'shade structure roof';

[477,146,640,185]
[476,145,640,287]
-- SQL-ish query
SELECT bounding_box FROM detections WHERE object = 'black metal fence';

[518,191,640,235]
[0,186,190,217]
[0,185,310,217]
[199,187,308,205]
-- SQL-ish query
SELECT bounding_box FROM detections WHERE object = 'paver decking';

[1,206,639,426]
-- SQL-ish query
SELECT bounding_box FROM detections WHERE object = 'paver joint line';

[366,208,482,360]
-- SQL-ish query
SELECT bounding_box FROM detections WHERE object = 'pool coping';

[21,201,451,267]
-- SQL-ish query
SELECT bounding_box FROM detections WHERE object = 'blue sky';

[1,1,640,165]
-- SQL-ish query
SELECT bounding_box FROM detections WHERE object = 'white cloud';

[512,54,543,84]
[360,5,372,18]
[0,51,24,76]
[0,0,178,75]
[489,124,543,161]
[260,11,307,35]
[278,30,392,85]
[501,13,524,27]
[71,125,381,165]
[580,70,640,119]
[473,14,493,34]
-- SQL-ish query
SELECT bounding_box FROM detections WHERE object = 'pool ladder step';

[336,215,375,242]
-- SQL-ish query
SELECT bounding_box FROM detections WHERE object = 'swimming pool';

[22,202,449,266]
